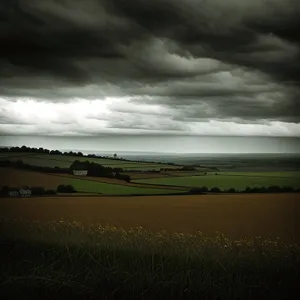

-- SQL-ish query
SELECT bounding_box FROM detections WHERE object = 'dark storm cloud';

[0,0,300,126]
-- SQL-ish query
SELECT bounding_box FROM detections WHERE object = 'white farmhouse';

[73,170,88,176]
[19,188,32,197]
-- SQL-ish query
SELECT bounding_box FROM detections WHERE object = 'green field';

[7,155,71,168]
[2,152,300,191]
[0,152,36,158]
[57,177,182,195]
[219,171,300,178]
[134,173,300,190]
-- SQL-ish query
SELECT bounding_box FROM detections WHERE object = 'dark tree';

[45,189,56,195]
[57,184,76,193]
[189,187,206,194]
[31,186,46,195]
[0,185,9,196]
[210,187,221,193]
[267,185,281,193]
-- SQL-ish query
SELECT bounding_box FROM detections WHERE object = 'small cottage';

[8,190,19,197]
[19,188,32,197]
[73,170,88,176]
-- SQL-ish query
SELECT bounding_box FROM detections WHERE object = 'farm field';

[219,171,300,178]
[162,171,214,177]
[52,173,187,190]
[31,153,179,166]
[6,155,71,168]
[0,152,37,158]
[0,168,183,195]
[134,173,300,190]
[1,193,299,243]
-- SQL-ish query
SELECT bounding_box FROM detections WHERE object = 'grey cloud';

[0,0,300,130]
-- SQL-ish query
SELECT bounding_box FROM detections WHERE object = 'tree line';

[189,186,300,194]
[0,145,84,156]
[0,145,128,161]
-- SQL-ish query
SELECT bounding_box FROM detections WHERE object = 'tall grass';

[1,217,299,300]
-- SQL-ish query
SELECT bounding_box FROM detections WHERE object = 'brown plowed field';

[0,168,68,189]
[1,194,299,244]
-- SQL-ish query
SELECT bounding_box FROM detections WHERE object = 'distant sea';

[1,145,299,172]
[1,135,300,154]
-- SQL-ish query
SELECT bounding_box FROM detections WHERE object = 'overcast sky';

[1,0,300,139]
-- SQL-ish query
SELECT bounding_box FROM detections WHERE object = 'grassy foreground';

[1,218,300,300]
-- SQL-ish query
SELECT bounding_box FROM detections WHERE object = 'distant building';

[73,170,88,176]
[19,188,32,197]
[8,190,19,197]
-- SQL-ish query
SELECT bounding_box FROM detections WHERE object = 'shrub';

[210,187,221,193]
[45,189,56,195]
[245,186,252,193]
[115,173,131,182]
[267,185,282,193]
[113,168,124,173]
[57,184,76,193]
[31,186,46,195]
[0,185,9,196]
[189,187,207,194]
[281,186,294,193]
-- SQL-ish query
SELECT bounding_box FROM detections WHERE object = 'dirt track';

[1,193,299,243]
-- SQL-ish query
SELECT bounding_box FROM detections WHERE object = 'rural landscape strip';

[1,148,300,196]
[48,173,188,191]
